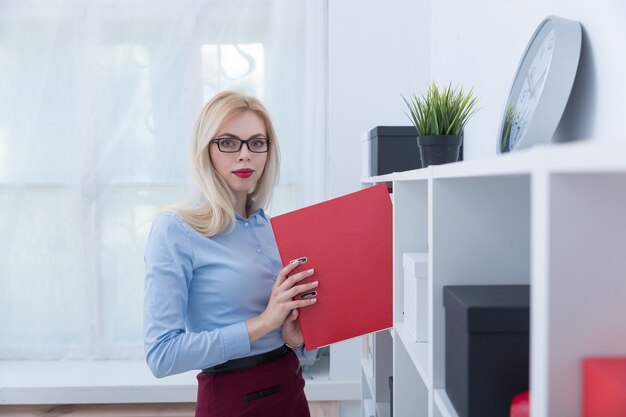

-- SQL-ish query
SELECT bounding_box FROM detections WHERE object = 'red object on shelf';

[583,357,626,417]
[510,391,530,417]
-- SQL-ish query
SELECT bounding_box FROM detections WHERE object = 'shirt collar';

[235,208,267,222]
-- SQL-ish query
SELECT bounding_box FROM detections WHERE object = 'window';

[0,0,327,361]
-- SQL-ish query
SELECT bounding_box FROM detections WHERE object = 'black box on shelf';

[369,126,464,176]
[443,285,530,417]
[369,126,421,176]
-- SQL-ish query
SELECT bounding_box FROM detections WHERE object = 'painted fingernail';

[290,257,308,265]
[308,268,314,274]
[312,281,319,287]
[300,291,317,299]
[310,298,317,303]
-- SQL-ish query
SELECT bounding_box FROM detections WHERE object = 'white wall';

[430,0,626,159]
[329,0,626,195]
[328,0,429,198]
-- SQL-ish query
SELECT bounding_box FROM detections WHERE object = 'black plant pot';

[417,135,463,167]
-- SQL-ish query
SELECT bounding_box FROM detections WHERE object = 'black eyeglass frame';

[210,137,272,153]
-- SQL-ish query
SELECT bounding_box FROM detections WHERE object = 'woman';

[143,91,318,417]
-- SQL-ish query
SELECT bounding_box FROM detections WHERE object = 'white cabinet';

[360,142,626,417]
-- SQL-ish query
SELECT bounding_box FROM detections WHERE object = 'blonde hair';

[165,91,280,236]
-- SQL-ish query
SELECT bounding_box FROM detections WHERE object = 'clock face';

[498,16,581,154]
[508,30,555,151]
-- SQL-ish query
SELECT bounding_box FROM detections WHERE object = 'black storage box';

[443,285,530,417]
[369,126,421,176]
[369,126,463,175]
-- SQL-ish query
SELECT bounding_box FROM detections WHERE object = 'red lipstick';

[233,169,254,178]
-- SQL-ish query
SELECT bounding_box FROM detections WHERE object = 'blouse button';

[256,248,263,254]
[244,222,249,227]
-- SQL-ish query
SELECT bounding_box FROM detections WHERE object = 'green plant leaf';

[403,82,479,137]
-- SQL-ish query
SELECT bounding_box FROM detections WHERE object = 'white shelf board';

[434,389,460,417]
[0,358,360,404]
[365,142,626,184]
[393,166,431,182]
[360,173,394,184]
[394,322,430,387]
[546,140,626,173]
[432,146,539,178]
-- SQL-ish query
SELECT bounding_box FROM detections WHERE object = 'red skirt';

[195,349,310,417]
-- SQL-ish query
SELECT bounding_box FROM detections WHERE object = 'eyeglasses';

[210,136,271,153]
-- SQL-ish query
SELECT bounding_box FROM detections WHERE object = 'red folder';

[270,184,393,350]
[583,357,626,417]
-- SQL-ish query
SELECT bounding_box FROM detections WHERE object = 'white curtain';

[0,0,327,360]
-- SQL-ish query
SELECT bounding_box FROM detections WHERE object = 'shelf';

[393,338,429,417]
[431,146,538,178]
[393,166,431,181]
[545,140,626,173]
[433,389,460,417]
[360,142,626,185]
[530,171,626,417]
[362,140,626,417]
[361,331,393,417]
[394,322,430,385]
[360,173,394,184]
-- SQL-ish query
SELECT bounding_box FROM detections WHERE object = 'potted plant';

[403,83,479,167]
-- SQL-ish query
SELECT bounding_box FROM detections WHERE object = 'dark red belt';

[202,345,289,374]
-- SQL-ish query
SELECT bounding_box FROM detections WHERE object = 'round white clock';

[498,16,582,153]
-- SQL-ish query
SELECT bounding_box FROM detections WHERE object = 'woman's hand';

[282,308,304,349]
[245,259,318,344]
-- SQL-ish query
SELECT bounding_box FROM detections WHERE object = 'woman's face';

[209,111,269,197]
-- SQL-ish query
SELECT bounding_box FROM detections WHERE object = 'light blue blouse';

[143,209,285,378]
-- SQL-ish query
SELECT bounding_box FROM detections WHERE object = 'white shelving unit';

[361,330,393,417]
[360,142,626,417]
